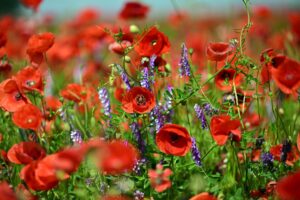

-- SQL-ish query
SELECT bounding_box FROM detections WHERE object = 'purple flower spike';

[179,43,191,77]
[191,137,202,166]
[130,122,146,154]
[194,104,207,129]
[70,129,83,144]
[98,87,111,118]
[141,67,151,90]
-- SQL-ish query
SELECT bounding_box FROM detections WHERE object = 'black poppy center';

[220,71,233,80]
[26,80,35,87]
[135,94,147,106]
[15,92,22,101]
[151,40,157,46]
[170,133,180,143]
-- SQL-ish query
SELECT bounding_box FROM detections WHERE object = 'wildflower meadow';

[0,0,300,199]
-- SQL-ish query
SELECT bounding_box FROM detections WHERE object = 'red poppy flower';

[156,124,192,156]
[69,8,100,28]
[270,57,300,96]
[210,115,241,146]
[0,60,12,74]
[206,42,234,62]
[0,79,29,112]
[122,86,155,114]
[289,13,300,43]
[42,145,85,175]
[42,96,61,121]
[45,96,62,111]
[0,31,7,48]
[1,149,9,162]
[47,36,79,65]
[168,11,188,27]
[251,149,261,162]
[80,25,108,51]
[0,181,17,200]
[215,68,243,91]
[270,144,299,166]
[20,145,84,191]
[131,54,167,72]
[109,40,132,55]
[135,27,170,57]
[276,170,300,200]
[99,140,139,175]
[21,0,42,11]
[243,112,261,128]
[12,104,42,131]
[119,1,149,20]
[7,142,46,165]
[26,32,55,66]
[253,5,272,20]
[148,164,172,192]
[20,160,61,191]
[15,66,44,94]
[189,192,217,200]
[60,83,90,103]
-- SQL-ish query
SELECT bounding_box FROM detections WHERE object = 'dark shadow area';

[0,0,20,16]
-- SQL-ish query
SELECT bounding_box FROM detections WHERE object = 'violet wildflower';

[149,55,157,82]
[140,67,151,90]
[85,178,93,187]
[164,85,173,111]
[58,108,68,122]
[133,158,146,175]
[179,43,191,77]
[130,122,146,154]
[163,85,174,123]
[134,190,145,200]
[203,103,219,116]
[116,64,131,90]
[261,152,274,167]
[99,182,109,194]
[150,105,165,132]
[191,137,202,166]
[194,104,207,129]
[70,129,83,144]
[98,87,111,118]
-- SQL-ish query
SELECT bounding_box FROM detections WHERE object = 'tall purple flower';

[163,85,174,123]
[98,87,111,118]
[130,122,146,154]
[191,137,202,166]
[203,103,219,116]
[261,152,274,167]
[164,85,173,111]
[194,104,207,129]
[133,158,146,175]
[70,129,83,144]
[116,64,131,90]
[149,55,157,82]
[179,43,191,77]
[140,67,151,90]
[150,105,165,132]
